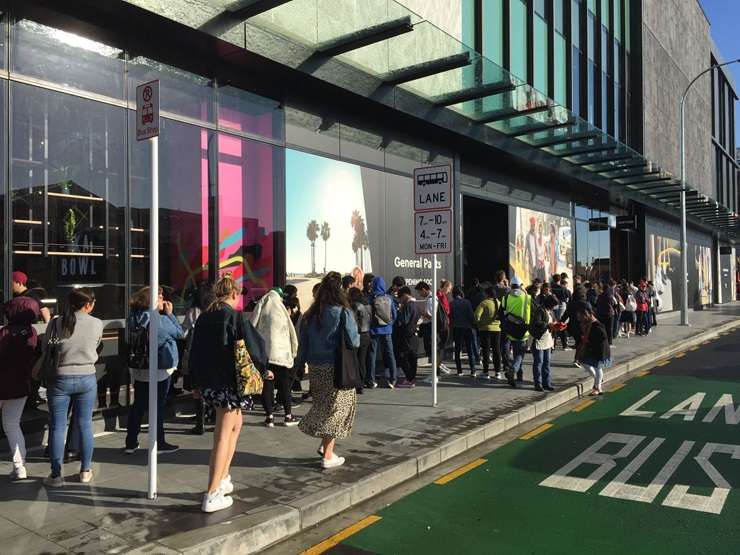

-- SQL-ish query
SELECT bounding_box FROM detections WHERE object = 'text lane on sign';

[413,164,452,212]
[415,209,452,255]
[136,80,160,141]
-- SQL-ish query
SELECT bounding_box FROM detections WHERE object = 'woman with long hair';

[297,272,360,469]
[189,274,267,513]
[44,288,102,487]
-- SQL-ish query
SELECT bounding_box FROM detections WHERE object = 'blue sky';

[700,0,740,142]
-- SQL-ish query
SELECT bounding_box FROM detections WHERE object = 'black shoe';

[302,392,313,401]
[188,426,205,435]
[544,385,555,391]
[356,387,364,395]
[158,442,179,454]
[534,384,544,392]
[516,372,524,382]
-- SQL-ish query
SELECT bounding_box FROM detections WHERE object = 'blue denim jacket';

[296,305,360,365]
[129,309,184,369]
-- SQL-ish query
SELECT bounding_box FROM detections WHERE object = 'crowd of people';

[0,265,662,513]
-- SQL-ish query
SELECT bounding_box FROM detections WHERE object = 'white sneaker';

[201,489,234,513]
[220,474,234,495]
[11,466,27,480]
[438,364,452,374]
[495,372,504,380]
[321,454,346,469]
[79,470,93,484]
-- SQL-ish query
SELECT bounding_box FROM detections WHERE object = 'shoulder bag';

[234,313,263,396]
[334,309,363,390]
[33,317,61,382]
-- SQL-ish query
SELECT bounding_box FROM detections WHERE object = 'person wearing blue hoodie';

[366,276,399,388]
[124,287,184,454]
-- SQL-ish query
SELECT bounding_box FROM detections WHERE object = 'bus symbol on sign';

[413,164,452,212]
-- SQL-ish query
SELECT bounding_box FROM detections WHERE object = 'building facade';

[0,0,736,409]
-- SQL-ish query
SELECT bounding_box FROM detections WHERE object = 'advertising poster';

[286,149,452,309]
[508,206,573,285]
[646,234,712,310]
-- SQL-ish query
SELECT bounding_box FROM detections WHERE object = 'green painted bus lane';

[338,363,740,554]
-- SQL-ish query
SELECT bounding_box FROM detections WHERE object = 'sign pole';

[431,254,438,407]
[147,135,159,500]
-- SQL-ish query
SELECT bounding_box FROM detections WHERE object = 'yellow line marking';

[675,353,686,358]
[636,370,651,377]
[609,383,627,392]
[573,399,596,412]
[301,515,382,555]
[434,458,488,485]
[655,360,671,367]
[519,423,554,441]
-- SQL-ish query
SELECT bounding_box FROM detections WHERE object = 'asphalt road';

[285,327,740,555]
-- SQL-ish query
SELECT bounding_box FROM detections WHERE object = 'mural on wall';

[509,206,573,285]
[646,234,712,310]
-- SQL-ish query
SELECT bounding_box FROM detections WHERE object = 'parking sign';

[136,80,159,141]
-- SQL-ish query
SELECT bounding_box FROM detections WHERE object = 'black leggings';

[262,364,294,417]
[479,330,501,373]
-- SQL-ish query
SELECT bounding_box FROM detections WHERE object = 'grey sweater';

[54,312,104,376]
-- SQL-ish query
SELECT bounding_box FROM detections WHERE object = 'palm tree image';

[351,210,369,269]
[306,219,320,275]
[320,221,331,274]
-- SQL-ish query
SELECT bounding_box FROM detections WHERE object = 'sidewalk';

[3,304,740,554]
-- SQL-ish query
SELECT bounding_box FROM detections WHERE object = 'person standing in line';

[11,271,51,323]
[415,281,445,375]
[530,295,559,391]
[189,274,267,513]
[366,276,398,389]
[647,280,659,328]
[634,280,651,336]
[436,280,453,372]
[450,286,477,377]
[296,273,360,469]
[466,278,485,366]
[501,276,531,387]
[44,288,102,487]
[251,289,300,428]
[182,281,215,435]
[283,284,304,395]
[560,285,591,367]
[551,274,571,350]
[474,286,502,380]
[394,286,420,388]
[536,281,556,307]
[124,287,183,455]
[576,307,611,395]
[494,270,510,300]
[609,279,622,341]
[596,281,617,346]
[0,296,40,480]
[348,287,372,394]
[618,280,637,338]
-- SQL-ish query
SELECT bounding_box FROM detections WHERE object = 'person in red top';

[436,280,452,374]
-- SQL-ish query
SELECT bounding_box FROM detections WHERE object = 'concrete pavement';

[2,304,740,554]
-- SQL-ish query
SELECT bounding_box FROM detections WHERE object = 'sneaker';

[321,454,346,469]
[544,385,555,391]
[366,381,378,389]
[264,415,275,428]
[124,443,139,454]
[158,442,180,454]
[573,361,581,368]
[201,490,234,513]
[534,384,544,392]
[220,474,234,495]
[469,372,477,378]
[10,467,27,480]
[43,474,64,488]
[457,370,463,376]
[79,470,93,484]
[283,414,300,427]
[385,381,395,389]
[396,379,416,388]
[479,372,490,380]
[439,364,452,375]
[495,372,504,380]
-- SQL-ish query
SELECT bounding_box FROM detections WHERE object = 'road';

[281,327,740,555]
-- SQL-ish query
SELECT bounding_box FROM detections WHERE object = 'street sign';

[136,80,160,141]
[415,209,452,255]
[413,164,452,211]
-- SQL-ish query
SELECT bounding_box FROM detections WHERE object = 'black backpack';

[127,323,149,370]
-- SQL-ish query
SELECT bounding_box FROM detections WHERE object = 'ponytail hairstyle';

[208,273,241,312]
[61,287,95,338]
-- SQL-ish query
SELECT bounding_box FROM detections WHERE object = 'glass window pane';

[572,0,581,48]
[572,47,581,115]
[11,83,126,320]
[601,71,608,129]
[128,57,214,123]
[601,0,610,28]
[218,85,284,142]
[587,11,595,60]
[587,0,596,13]
[482,0,504,65]
[575,219,589,279]
[554,0,565,33]
[535,0,546,17]
[588,61,595,123]
[555,35,567,104]
[534,16,548,92]
[615,0,622,38]
[11,19,124,99]
[510,0,528,81]
[129,118,210,308]
[218,135,283,309]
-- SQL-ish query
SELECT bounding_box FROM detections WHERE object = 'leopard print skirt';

[298,363,356,440]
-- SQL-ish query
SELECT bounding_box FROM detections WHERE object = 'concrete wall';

[641,0,713,196]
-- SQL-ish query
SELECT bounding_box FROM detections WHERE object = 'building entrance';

[463,196,508,286]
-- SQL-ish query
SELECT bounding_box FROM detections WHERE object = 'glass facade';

[574,206,611,282]
[482,0,504,66]
[711,56,739,213]
[510,0,528,79]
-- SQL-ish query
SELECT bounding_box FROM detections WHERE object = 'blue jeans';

[532,348,552,387]
[47,374,97,476]
[367,334,398,383]
[505,339,527,377]
[126,377,171,449]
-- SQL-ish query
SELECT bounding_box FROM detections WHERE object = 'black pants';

[126,377,170,449]
[597,314,613,345]
[479,330,501,373]
[453,328,475,374]
[357,332,371,384]
[396,335,418,381]
[420,322,447,368]
[262,364,294,417]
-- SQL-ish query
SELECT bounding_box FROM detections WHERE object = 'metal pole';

[147,135,159,500]
[431,254,438,407]
[679,98,689,326]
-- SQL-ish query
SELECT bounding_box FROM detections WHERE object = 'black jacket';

[561,298,591,338]
[394,301,421,338]
[583,320,611,362]
[529,303,550,341]
[596,288,617,317]
[188,304,267,390]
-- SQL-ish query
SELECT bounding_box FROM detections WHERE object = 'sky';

[700,0,740,143]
